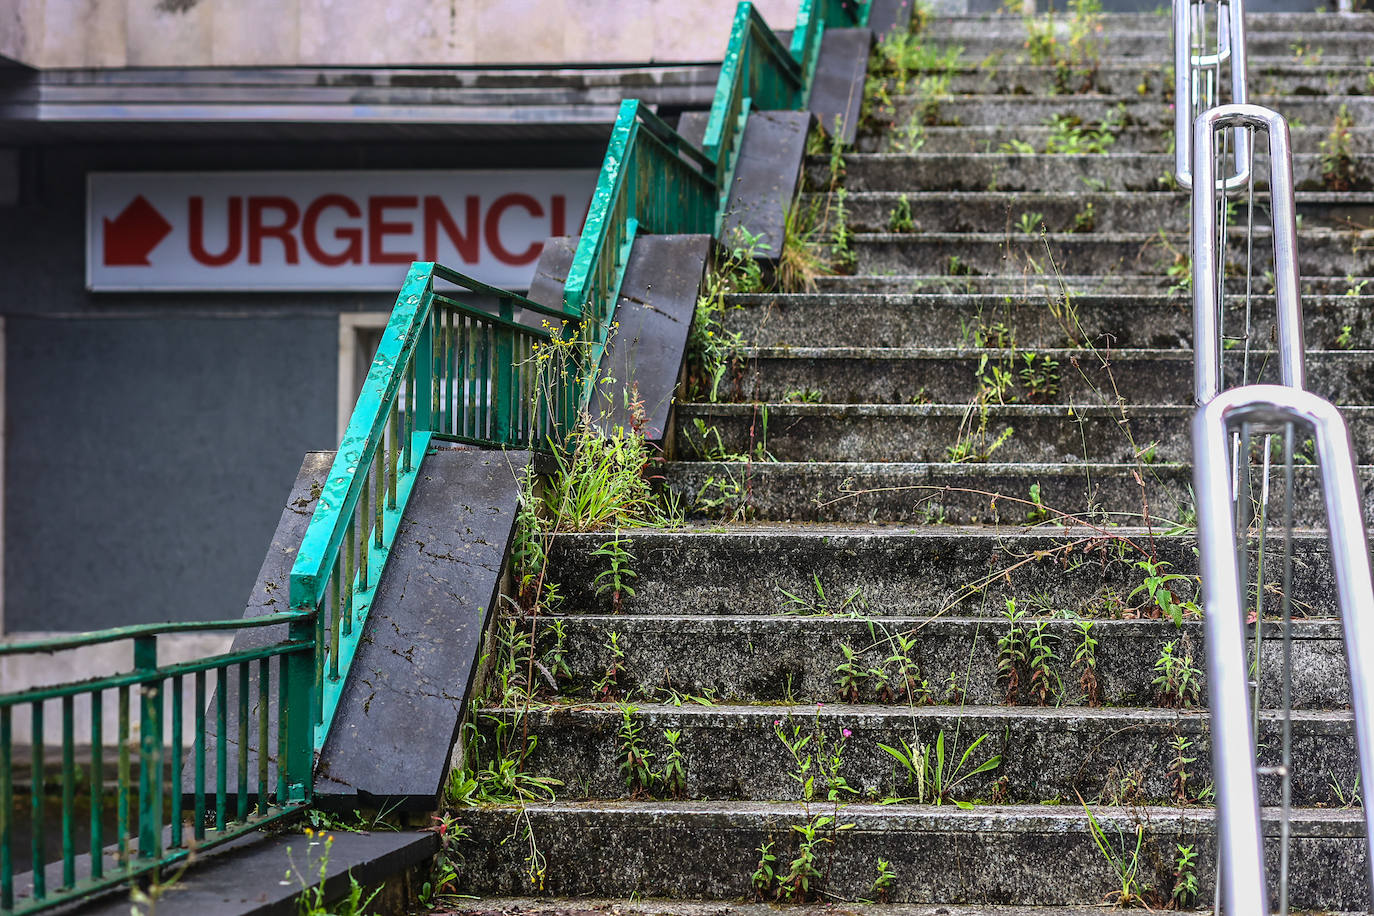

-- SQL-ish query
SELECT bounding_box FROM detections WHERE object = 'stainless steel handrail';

[1192,103,1306,405]
[1175,0,1250,190]
[1194,385,1374,915]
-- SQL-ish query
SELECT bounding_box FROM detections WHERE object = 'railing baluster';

[257,659,269,814]
[236,664,248,823]
[193,672,205,841]
[89,697,101,879]
[214,669,226,830]
[117,687,129,860]
[59,696,73,888]
[2,706,11,910]
[29,703,43,902]
[171,675,183,849]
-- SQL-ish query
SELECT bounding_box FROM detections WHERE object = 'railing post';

[134,636,161,860]
[496,298,515,442]
[281,622,315,803]
[413,299,434,437]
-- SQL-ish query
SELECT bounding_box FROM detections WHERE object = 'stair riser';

[721,294,1373,350]
[455,805,1367,908]
[877,67,1374,97]
[921,13,1374,33]
[884,95,1374,128]
[826,192,1374,234]
[543,532,1339,619]
[523,616,1351,711]
[851,233,1374,280]
[663,462,1374,526]
[725,353,1371,406]
[475,704,1356,806]
[853,124,1374,154]
[924,33,1372,57]
[812,274,1374,295]
[813,154,1352,192]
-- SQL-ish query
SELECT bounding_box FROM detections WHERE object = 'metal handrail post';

[1192,104,1306,405]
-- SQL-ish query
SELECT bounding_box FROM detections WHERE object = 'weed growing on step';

[829,188,858,275]
[1322,103,1360,191]
[593,630,627,699]
[616,703,656,796]
[1018,352,1061,402]
[418,814,469,908]
[1027,621,1061,705]
[1023,0,1104,93]
[1071,200,1097,233]
[1082,804,1152,907]
[288,830,382,916]
[1044,112,1116,154]
[869,858,897,902]
[1152,638,1201,708]
[1017,211,1045,236]
[779,815,851,901]
[751,841,779,899]
[685,228,762,402]
[1166,734,1197,805]
[888,194,916,233]
[835,642,876,702]
[878,731,1002,806]
[996,599,1029,703]
[446,715,562,806]
[1171,843,1199,908]
[1129,558,1200,627]
[1328,772,1362,808]
[689,416,774,463]
[1072,621,1101,706]
[781,575,867,617]
[591,532,637,613]
[780,199,834,293]
[783,386,825,403]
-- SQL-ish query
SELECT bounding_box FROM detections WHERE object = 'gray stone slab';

[866,0,916,34]
[63,828,435,916]
[590,234,711,445]
[526,236,578,315]
[314,445,528,808]
[676,110,709,150]
[807,28,874,145]
[721,109,812,257]
[181,451,335,799]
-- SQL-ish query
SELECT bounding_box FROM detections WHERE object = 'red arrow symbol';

[103,195,172,266]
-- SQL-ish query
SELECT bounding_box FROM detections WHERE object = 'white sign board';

[87,170,596,292]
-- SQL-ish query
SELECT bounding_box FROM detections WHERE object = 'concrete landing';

[66,828,435,916]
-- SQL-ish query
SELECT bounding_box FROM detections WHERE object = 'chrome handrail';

[1194,385,1374,914]
[1192,104,1305,405]
[1174,0,1250,190]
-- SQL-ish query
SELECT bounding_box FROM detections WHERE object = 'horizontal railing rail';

[1194,385,1374,916]
[289,262,560,752]
[1192,103,1304,405]
[1174,0,1249,190]
[0,622,314,915]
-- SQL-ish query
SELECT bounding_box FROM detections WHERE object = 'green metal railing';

[0,0,867,910]
[0,617,314,913]
[288,263,568,750]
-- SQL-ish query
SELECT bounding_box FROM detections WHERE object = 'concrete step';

[882,94,1374,130]
[848,230,1374,279]
[434,898,1352,916]
[677,402,1374,464]
[808,273,1374,296]
[918,11,1374,34]
[820,190,1374,234]
[922,29,1373,59]
[810,152,1355,192]
[720,292,1374,350]
[474,702,1356,807]
[720,347,1373,406]
[453,800,1368,909]
[662,460,1374,525]
[853,123,1374,154]
[874,63,1374,97]
[517,615,1352,710]
[542,528,1339,619]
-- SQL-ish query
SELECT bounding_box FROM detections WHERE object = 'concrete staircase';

[453,6,1374,911]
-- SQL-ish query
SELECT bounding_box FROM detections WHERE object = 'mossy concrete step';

[919,11,1374,33]
[518,615,1352,710]
[543,528,1338,619]
[923,30,1372,58]
[823,190,1374,234]
[473,703,1357,807]
[885,94,1374,129]
[421,899,1352,916]
[853,124,1374,154]
[724,347,1373,406]
[454,800,1368,909]
[663,460,1374,525]
[874,63,1374,97]
[677,403,1374,464]
[850,230,1374,278]
[810,273,1372,297]
[720,292,1374,350]
[810,153,1350,192]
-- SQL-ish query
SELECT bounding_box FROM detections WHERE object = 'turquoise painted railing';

[288,263,568,750]
[0,1,868,910]
[0,616,315,913]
